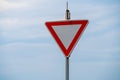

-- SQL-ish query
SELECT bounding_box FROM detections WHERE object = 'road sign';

[45,20,88,57]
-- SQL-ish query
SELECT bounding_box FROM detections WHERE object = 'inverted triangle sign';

[45,20,88,57]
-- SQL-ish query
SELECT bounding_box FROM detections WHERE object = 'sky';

[0,0,120,80]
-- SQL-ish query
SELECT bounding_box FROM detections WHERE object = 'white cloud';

[0,42,51,48]
[0,18,39,29]
[87,17,119,34]
[0,0,65,12]
[0,42,53,54]
[72,3,119,18]
[0,42,60,75]
[0,0,29,11]
[0,17,52,40]
[77,27,120,50]
[0,18,18,28]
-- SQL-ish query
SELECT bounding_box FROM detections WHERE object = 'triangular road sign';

[45,20,88,57]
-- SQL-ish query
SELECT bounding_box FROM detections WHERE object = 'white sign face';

[53,24,81,49]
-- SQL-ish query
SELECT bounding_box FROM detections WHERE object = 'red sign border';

[45,20,88,57]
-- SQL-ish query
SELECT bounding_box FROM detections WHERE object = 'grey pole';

[66,57,69,80]
[65,1,70,80]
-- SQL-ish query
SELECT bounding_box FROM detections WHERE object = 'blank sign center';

[53,24,81,49]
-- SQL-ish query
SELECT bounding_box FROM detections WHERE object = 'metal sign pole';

[65,1,70,80]
[66,57,69,80]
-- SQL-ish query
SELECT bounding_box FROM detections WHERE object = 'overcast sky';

[0,0,120,80]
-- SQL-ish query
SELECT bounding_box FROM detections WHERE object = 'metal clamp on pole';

[65,1,71,20]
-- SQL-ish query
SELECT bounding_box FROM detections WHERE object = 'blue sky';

[0,0,120,80]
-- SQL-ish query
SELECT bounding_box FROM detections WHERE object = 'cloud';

[0,18,40,29]
[0,42,61,59]
[71,3,120,20]
[0,0,65,12]
[0,0,29,12]
[0,18,19,28]
[0,17,50,42]
[0,42,62,75]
